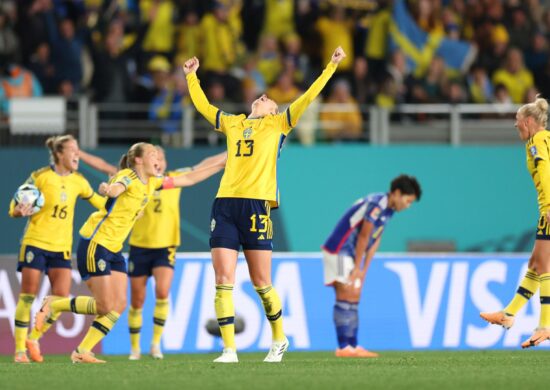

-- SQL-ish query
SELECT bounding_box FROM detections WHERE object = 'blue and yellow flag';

[389,0,476,77]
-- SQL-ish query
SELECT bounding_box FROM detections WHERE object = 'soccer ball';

[13,184,45,214]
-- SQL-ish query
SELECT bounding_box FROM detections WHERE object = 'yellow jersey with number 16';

[9,166,99,257]
[79,169,164,253]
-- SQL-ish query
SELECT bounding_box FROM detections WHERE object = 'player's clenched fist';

[331,46,346,64]
[183,57,200,75]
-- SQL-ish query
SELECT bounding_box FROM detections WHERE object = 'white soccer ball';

[14,184,45,214]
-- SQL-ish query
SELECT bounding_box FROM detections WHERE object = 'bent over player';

[322,175,421,358]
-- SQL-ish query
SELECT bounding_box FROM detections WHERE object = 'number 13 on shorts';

[250,213,273,239]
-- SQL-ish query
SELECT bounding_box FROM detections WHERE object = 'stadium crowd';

[0,0,549,142]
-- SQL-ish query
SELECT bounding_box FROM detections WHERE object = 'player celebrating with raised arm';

[322,175,421,358]
[80,147,227,360]
[480,97,550,348]
[183,46,346,363]
[9,135,105,363]
[34,142,225,363]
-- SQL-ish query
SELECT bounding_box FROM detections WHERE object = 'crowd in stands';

[0,0,549,143]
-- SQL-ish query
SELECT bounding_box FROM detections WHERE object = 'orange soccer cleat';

[14,351,30,363]
[34,296,56,332]
[354,346,379,358]
[521,328,550,349]
[479,311,515,329]
[335,345,357,358]
[71,350,106,364]
[25,339,44,363]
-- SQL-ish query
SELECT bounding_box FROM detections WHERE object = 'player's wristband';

[163,176,175,189]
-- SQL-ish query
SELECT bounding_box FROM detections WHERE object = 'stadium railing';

[0,98,523,147]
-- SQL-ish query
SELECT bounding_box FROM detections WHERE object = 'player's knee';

[115,296,127,314]
[96,301,114,315]
[215,273,234,285]
[155,289,169,300]
[131,296,145,309]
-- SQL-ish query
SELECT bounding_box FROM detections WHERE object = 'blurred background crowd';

[1,0,550,143]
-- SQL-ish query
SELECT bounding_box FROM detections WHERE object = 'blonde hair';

[45,135,76,164]
[518,96,549,128]
[118,142,151,170]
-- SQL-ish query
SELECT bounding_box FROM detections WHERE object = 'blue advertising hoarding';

[101,253,549,354]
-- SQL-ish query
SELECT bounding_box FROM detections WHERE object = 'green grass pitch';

[2,351,550,390]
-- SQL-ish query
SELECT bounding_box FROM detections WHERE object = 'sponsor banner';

[103,253,548,354]
[0,256,96,355]
[2,253,548,355]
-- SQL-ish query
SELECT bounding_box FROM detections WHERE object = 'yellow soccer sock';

[255,285,285,342]
[128,307,143,351]
[14,294,35,353]
[78,311,120,352]
[504,269,540,316]
[52,296,97,315]
[215,284,236,350]
[152,299,169,346]
[540,273,550,328]
[29,311,61,341]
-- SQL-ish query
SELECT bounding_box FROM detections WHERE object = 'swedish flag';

[389,0,476,77]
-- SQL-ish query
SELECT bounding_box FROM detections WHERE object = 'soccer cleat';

[479,311,515,329]
[71,350,106,364]
[14,351,30,363]
[521,328,550,349]
[264,337,289,363]
[335,345,357,358]
[26,339,44,363]
[34,296,56,332]
[213,348,239,363]
[150,344,163,360]
[354,346,379,358]
[128,349,141,361]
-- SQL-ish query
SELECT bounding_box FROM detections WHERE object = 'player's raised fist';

[331,46,346,64]
[183,57,200,75]
[98,182,110,196]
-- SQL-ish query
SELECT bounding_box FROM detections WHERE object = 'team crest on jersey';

[25,251,34,263]
[60,191,67,203]
[243,128,253,139]
[128,261,134,273]
[530,146,538,157]
[211,218,216,232]
[369,207,381,219]
[98,259,106,272]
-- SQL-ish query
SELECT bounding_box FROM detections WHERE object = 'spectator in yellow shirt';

[492,48,534,104]
[316,6,354,73]
[320,79,363,141]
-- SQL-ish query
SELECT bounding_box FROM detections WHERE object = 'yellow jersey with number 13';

[79,169,164,253]
[187,61,338,207]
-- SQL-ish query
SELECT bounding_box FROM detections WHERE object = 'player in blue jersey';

[322,175,421,358]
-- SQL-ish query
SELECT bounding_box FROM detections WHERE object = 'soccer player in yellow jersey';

[480,97,550,348]
[34,143,225,363]
[81,147,226,360]
[9,135,105,363]
[183,46,346,363]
